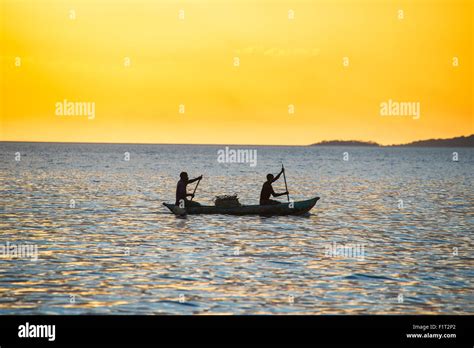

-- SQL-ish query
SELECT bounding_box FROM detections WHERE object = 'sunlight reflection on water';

[0,143,473,314]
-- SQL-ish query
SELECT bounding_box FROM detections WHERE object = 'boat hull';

[163,197,319,216]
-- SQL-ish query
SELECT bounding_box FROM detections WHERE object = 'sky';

[0,0,472,145]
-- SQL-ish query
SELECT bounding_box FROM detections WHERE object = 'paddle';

[190,176,201,201]
[282,164,290,202]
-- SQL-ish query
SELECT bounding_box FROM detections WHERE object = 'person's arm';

[188,175,203,184]
[273,191,289,197]
[270,185,289,198]
[271,168,284,183]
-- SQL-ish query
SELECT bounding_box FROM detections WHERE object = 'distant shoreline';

[311,135,474,147]
[1,134,473,147]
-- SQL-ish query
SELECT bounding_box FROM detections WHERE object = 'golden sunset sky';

[1,0,472,145]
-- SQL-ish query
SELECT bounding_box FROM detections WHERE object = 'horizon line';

[0,133,472,147]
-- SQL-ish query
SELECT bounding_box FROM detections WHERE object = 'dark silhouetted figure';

[259,168,289,205]
[176,172,202,207]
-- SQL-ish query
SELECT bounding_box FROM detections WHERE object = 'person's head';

[266,174,274,182]
[180,172,189,181]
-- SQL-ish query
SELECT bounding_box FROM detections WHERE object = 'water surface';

[0,143,473,314]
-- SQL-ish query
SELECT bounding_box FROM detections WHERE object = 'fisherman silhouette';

[175,172,202,207]
[259,168,289,205]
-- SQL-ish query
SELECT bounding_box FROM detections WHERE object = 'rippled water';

[0,143,473,314]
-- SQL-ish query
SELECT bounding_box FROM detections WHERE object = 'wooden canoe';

[163,197,319,216]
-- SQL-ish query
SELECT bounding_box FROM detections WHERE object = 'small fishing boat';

[163,197,319,216]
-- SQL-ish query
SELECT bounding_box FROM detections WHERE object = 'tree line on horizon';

[311,135,474,147]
